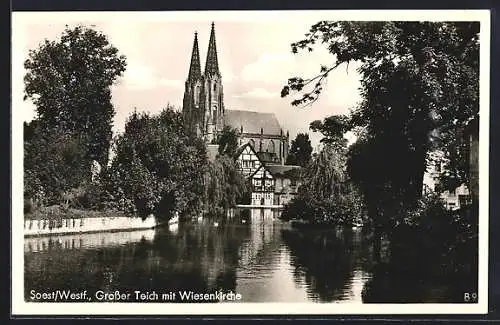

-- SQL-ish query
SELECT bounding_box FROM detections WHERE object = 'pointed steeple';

[187,32,202,82]
[205,22,221,77]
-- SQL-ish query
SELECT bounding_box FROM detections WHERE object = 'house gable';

[235,143,262,178]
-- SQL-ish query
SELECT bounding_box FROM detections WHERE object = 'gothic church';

[182,23,290,165]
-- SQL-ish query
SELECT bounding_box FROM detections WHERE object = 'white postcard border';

[11,9,491,315]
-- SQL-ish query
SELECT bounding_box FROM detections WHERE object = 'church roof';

[224,110,282,136]
[204,22,220,77]
[187,32,202,82]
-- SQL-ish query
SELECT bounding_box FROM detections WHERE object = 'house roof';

[224,109,282,135]
[234,142,258,158]
[266,164,302,178]
[249,164,273,179]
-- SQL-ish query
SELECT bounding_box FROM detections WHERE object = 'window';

[267,140,275,153]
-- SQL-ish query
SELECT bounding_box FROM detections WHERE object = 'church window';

[194,85,200,106]
[267,140,275,153]
[214,83,217,92]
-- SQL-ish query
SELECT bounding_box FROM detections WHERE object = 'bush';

[389,192,478,277]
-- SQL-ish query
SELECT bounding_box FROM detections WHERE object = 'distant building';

[181,22,303,207]
[422,117,480,211]
[235,143,262,178]
[423,151,471,210]
[464,117,479,202]
[265,164,301,206]
[181,23,289,164]
[249,165,275,206]
[235,143,302,207]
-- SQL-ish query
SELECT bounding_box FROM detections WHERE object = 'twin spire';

[187,22,220,82]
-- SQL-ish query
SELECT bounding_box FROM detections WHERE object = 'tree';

[309,115,350,151]
[286,133,313,167]
[217,126,240,157]
[24,122,89,206]
[203,155,249,219]
[109,107,207,220]
[281,22,479,230]
[282,126,366,226]
[23,25,127,166]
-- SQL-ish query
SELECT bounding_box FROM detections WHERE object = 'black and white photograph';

[12,10,490,315]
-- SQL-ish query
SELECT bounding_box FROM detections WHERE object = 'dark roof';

[266,164,302,177]
[224,110,282,135]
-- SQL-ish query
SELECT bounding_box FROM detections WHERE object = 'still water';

[25,210,471,303]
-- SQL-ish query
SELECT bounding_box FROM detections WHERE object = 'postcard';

[11,9,490,315]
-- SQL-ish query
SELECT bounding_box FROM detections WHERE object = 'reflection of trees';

[362,252,478,303]
[25,223,252,302]
[362,224,478,303]
[281,229,362,302]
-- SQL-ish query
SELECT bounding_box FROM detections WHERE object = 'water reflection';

[281,228,373,302]
[24,209,471,303]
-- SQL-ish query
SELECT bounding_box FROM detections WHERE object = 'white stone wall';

[24,215,158,237]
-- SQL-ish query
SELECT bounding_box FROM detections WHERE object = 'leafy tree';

[309,115,350,151]
[281,21,479,232]
[286,133,313,167]
[203,155,249,219]
[217,126,240,157]
[24,122,89,206]
[282,139,366,226]
[109,107,207,220]
[23,25,127,166]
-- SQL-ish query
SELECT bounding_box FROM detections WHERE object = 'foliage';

[217,126,240,157]
[24,122,90,206]
[23,25,127,166]
[309,115,350,151]
[388,192,478,276]
[108,107,207,220]
[281,21,479,232]
[203,155,249,219]
[281,143,366,226]
[286,133,313,167]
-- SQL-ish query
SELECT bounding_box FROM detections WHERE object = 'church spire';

[187,32,202,82]
[204,22,220,77]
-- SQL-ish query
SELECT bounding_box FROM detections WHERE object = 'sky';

[12,12,364,149]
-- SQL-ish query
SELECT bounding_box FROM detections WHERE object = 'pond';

[24,209,475,303]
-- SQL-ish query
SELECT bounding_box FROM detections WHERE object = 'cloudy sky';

[13,11,365,149]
